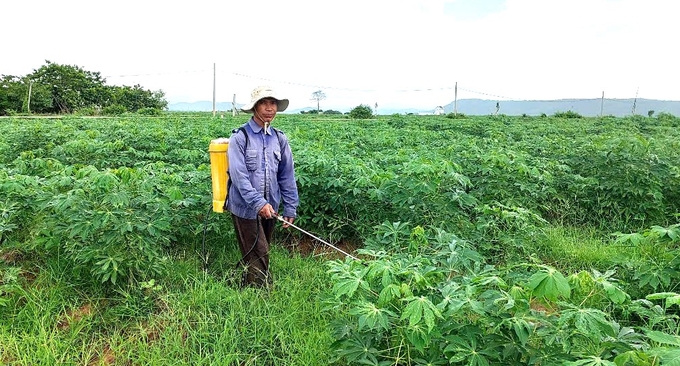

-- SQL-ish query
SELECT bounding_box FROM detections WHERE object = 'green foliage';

[0,75,51,115]
[29,60,109,114]
[75,107,99,116]
[349,104,373,119]
[0,75,24,115]
[387,113,406,128]
[446,112,467,119]
[528,265,571,301]
[0,246,336,365]
[0,264,23,308]
[110,84,167,112]
[31,164,174,285]
[554,110,583,118]
[0,200,19,244]
[102,104,127,115]
[2,61,167,114]
[324,223,677,365]
[656,112,679,126]
[1,114,680,365]
[551,133,678,230]
[137,107,163,116]
[612,223,680,296]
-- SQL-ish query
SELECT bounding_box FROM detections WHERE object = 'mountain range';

[168,98,680,117]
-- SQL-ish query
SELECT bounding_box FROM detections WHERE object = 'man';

[226,86,299,288]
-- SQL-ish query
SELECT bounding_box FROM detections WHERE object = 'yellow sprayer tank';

[209,138,230,213]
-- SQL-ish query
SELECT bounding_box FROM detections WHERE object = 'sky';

[2,0,678,111]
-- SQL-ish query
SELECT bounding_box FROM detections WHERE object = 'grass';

[532,225,639,272]
[0,243,338,365]
[2,223,676,364]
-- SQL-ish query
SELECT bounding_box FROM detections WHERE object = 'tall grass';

[0,244,337,365]
[532,225,635,271]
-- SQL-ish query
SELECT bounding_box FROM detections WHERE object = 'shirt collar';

[248,118,272,135]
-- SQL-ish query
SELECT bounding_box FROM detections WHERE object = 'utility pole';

[212,63,216,117]
[600,91,604,117]
[631,87,639,115]
[232,93,237,117]
[27,80,33,114]
[454,82,458,115]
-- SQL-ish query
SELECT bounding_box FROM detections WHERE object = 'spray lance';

[273,214,359,261]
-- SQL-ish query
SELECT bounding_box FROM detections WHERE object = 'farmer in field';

[226,86,299,288]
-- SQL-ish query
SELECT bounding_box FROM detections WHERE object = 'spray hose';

[274,215,359,261]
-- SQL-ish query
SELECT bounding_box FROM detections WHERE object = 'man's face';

[254,98,278,124]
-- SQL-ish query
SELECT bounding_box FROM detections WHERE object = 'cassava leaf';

[528,267,570,301]
[646,330,680,346]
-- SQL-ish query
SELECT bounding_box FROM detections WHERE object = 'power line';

[102,67,653,104]
[104,69,210,78]
[458,86,513,100]
[232,72,374,92]
[235,73,467,94]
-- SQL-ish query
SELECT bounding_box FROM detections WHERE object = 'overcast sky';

[2,0,677,111]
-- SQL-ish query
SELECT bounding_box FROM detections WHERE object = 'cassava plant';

[325,222,678,365]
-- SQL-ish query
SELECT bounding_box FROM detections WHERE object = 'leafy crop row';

[1,113,679,365]
[325,222,680,365]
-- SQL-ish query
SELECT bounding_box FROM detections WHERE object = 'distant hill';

[169,98,680,117]
[439,98,680,117]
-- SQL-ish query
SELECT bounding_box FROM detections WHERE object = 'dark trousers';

[231,214,275,287]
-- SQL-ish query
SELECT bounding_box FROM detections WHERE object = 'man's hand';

[281,216,295,228]
[258,204,276,219]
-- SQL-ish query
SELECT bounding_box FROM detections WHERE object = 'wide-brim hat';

[241,86,289,113]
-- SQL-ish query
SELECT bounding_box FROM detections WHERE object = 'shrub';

[75,107,99,116]
[445,112,467,119]
[387,114,406,128]
[102,104,127,116]
[553,110,582,118]
[656,112,678,126]
[349,104,373,119]
[137,107,163,116]
[657,112,675,120]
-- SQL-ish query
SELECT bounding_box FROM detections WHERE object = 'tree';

[0,75,51,115]
[7,61,169,114]
[110,84,167,112]
[310,90,326,114]
[29,60,109,113]
[0,75,26,115]
[349,104,373,119]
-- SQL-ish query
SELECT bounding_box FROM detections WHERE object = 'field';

[1,112,680,365]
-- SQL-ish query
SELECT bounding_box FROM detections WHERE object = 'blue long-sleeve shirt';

[226,118,299,219]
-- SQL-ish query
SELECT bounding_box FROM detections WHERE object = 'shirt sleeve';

[277,134,299,218]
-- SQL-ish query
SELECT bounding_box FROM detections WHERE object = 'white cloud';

[1,0,677,110]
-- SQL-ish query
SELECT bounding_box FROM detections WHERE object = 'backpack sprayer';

[208,138,230,213]
[203,137,358,271]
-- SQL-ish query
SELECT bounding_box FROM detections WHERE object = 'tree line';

[0,61,167,116]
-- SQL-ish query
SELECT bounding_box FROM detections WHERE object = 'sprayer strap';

[224,126,282,210]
